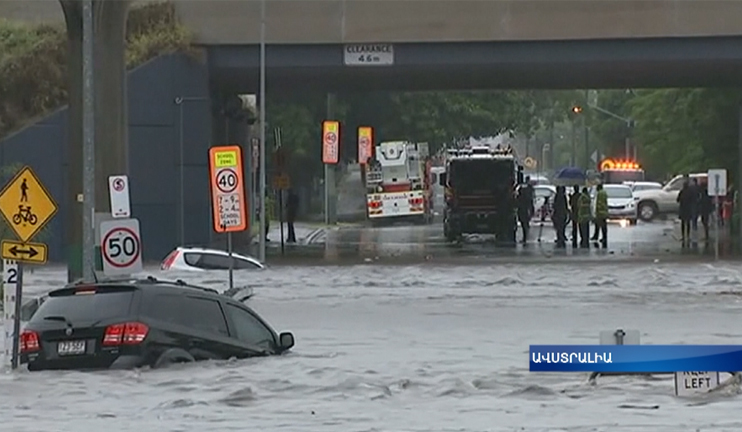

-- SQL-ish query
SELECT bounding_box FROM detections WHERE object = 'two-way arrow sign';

[0,240,48,264]
[9,245,38,258]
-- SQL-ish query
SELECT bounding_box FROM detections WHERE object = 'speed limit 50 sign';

[100,218,143,276]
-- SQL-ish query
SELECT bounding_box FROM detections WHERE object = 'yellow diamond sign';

[0,166,58,242]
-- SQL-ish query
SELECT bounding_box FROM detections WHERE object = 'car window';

[232,257,261,270]
[196,253,233,270]
[604,187,633,199]
[665,177,685,191]
[30,289,135,324]
[183,252,202,267]
[144,294,229,336]
[225,304,275,348]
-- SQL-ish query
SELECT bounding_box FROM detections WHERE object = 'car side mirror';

[438,173,447,186]
[279,332,295,350]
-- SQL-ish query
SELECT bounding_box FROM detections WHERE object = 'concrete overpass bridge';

[3,0,742,276]
[5,0,742,91]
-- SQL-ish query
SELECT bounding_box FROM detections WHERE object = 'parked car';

[20,277,294,371]
[591,184,638,225]
[624,181,663,193]
[633,173,708,222]
[161,247,264,271]
[528,174,551,186]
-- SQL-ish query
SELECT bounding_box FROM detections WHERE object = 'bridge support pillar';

[738,104,742,248]
[61,0,130,282]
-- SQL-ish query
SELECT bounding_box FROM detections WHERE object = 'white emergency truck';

[364,141,433,224]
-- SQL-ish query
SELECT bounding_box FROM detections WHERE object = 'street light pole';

[174,96,208,246]
[82,0,95,282]
[571,119,576,167]
[588,103,635,160]
[258,0,267,262]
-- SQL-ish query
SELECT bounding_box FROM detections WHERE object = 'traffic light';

[571,105,582,114]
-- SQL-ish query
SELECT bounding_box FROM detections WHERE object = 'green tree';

[627,88,742,180]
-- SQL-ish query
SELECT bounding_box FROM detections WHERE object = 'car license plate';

[57,340,86,356]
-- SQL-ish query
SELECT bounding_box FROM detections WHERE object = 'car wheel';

[153,348,195,369]
[638,201,658,222]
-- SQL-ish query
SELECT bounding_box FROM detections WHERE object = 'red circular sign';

[359,136,370,146]
[216,168,238,193]
[102,227,140,268]
[325,132,337,145]
[112,178,125,192]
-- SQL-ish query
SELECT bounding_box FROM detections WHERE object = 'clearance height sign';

[322,121,340,164]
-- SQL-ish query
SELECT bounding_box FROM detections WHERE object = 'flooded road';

[280,219,728,265]
[3,260,742,431]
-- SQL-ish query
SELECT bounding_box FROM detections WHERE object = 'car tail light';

[103,322,149,346]
[160,250,179,270]
[20,330,40,353]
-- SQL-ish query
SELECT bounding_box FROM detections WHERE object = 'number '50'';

[108,237,137,258]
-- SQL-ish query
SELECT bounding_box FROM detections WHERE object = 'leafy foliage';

[586,88,742,181]
[267,90,591,180]
[0,1,196,141]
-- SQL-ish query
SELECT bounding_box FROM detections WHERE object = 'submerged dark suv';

[20,277,295,371]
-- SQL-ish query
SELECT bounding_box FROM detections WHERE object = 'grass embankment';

[0,1,198,141]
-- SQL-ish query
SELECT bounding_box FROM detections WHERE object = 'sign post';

[708,169,727,260]
[209,145,248,289]
[3,260,17,368]
[273,134,286,255]
[322,121,340,225]
[0,166,57,369]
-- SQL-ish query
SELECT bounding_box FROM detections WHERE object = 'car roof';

[176,247,263,265]
[60,276,221,297]
[628,181,661,186]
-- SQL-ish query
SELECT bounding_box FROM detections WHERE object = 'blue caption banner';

[529,345,742,372]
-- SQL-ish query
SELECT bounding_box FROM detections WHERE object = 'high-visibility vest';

[595,190,609,219]
[578,193,592,223]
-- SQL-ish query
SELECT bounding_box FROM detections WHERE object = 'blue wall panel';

[0,53,213,263]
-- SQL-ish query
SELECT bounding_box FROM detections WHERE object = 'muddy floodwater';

[2,262,742,431]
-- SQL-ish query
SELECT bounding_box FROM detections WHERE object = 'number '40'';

[219,174,236,188]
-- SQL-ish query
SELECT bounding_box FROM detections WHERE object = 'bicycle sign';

[0,166,58,243]
[100,218,143,276]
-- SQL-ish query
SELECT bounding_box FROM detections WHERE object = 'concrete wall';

[0,53,213,263]
[4,0,742,44]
